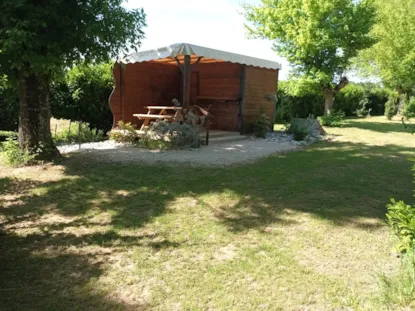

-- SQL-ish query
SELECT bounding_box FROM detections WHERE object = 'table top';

[144,106,182,110]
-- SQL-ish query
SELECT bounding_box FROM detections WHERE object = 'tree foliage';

[0,0,146,82]
[0,0,146,159]
[358,0,415,93]
[244,0,376,115]
[244,0,376,89]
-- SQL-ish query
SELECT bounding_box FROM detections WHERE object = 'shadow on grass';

[0,230,154,310]
[342,119,412,133]
[0,139,413,309]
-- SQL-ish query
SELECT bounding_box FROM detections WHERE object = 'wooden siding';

[192,63,242,131]
[110,62,181,127]
[110,61,279,133]
[242,67,278,132]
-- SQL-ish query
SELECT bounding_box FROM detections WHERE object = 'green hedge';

[0,80,19,131]
[1,63,114,134]
[51,62,114,133]
[276,81,393,122]
[0,130,18,142]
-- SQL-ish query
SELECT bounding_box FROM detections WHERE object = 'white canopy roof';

[122,43,281,70]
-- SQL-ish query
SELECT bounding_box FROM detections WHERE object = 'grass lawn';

[1,116,414,310]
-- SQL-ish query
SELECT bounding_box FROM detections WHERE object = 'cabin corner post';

[272,69,279,132]
[182,55,191,108]
[239,65,247,134]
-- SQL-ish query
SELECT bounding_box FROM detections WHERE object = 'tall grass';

[378,255,415,308]
[52,121,106,144]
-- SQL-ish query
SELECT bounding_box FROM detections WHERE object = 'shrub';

[276,80,392,122]
[254,107,271,138]
[403,96,415,119]
[53,121,105,144]
[385,96,399,120]
[51,62,114,133]
[336,83,367,116]
[387,199,415,254]
[276,80,324,122]
[0,138,36,167]
[355,96,369,117]
[140,120,200,149]
[0,76,19,131]
[287,122,308,141]
[0,131,17,142]
[381,163,415,305]
[317,111,345,127]
[109,121,139,144]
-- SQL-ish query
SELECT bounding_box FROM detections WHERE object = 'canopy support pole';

[182,55,191,108]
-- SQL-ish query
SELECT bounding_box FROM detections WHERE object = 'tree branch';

[335,77,349,92]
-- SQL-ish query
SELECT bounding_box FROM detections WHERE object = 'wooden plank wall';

[110,61,279,132]
[242,67,278,132]
[192,62,242,131]
[110,62,181,127]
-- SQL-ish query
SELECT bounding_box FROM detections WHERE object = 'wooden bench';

[133,106,183,130]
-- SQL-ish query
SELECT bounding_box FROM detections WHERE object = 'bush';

[382,163,415,306]
[387,199,415,254]
[276,81,324,122]
[140,120,200,149]
[51,62,114,133]
[0,138,36,167]
[287,122,308,141]
[0,77,19,131]
[385,96,399,120]
[276,80,392,122]
[0,130,17,142]
[109,121,139,144]
[403,96,415,119]
[317,111,345,127]
[254,107,271,138]
[53,121,105,144]
[335,83,367,116]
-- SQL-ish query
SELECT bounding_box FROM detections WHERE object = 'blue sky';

[125,0,291,79]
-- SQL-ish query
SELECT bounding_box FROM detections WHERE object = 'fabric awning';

[121,43,281,70]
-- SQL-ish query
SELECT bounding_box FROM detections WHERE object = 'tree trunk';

[324,89,335,116]
[18,74,60,160]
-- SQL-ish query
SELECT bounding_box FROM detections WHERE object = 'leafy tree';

[244,0,376,115]
[0,1,146,159]
[357,0,415,114]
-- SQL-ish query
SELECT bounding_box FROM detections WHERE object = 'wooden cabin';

[110,43,281,133]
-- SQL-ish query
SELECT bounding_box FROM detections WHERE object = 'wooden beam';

[191,56,203,71]
[182,55,191,108]
[194,57,203,65]
[175,57,184,73]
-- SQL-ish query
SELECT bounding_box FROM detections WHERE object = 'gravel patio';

[58,132,322,166]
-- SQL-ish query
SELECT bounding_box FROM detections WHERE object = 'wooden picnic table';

[133,106,183,130]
